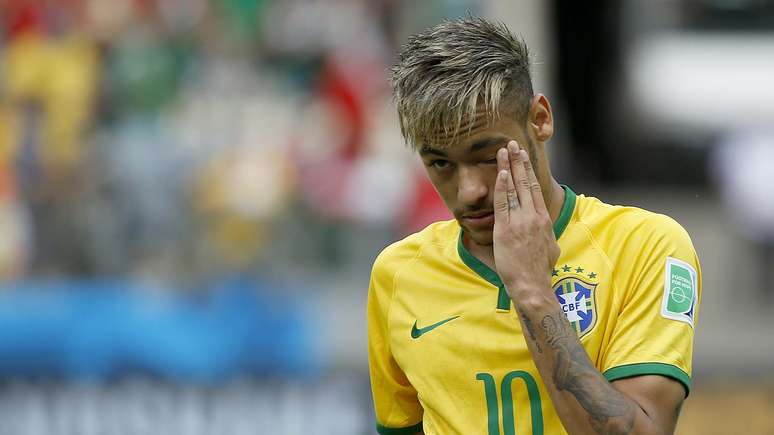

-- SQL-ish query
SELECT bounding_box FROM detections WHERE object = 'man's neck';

[465,179,566,271]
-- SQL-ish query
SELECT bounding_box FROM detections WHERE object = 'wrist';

[507,287,558,314]
[504,278,552,298]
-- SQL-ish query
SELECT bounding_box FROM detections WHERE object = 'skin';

[416,94,686,435]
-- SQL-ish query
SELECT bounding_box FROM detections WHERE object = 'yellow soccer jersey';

[367,186,701,435]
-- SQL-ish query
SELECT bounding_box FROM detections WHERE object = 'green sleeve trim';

[604,362,692,397]
[376,421,423,435]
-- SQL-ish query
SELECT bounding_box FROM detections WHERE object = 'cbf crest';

[553,277,597,338]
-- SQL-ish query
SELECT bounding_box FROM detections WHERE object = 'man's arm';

[368,249,425,435]
[516,303,684,434]
[491,142,684,435]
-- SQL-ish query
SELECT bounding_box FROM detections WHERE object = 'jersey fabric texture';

[367,186,702,435]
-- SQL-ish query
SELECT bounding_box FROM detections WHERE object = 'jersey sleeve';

[367,248,424,434]
[600,213,702,396]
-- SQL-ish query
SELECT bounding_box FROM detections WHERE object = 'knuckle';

[519,178,531,190]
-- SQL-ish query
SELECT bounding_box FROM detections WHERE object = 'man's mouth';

[463,211,493,218]
[461,211,495,228]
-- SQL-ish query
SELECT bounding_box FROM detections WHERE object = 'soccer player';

[367,17,701,435]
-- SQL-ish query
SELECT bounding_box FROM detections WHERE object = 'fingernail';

[508,141,519,153]
[520,150,528,160]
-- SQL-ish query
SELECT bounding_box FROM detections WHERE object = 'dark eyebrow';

[419,136,509,157]
[419,146,447,157]
[469,136,509,153]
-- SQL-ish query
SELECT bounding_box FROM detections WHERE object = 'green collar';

[457,185,577,310]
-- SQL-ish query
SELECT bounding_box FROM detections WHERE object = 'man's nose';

[457,165,489,206]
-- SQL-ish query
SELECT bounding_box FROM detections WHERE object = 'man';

[367,17,701,435]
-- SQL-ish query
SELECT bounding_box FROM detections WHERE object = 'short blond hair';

[391,16,534,150]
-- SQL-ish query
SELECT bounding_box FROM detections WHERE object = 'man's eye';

[430,160,451,170]
[483,157,498,165]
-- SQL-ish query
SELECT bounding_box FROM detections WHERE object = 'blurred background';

[0,0,772,434]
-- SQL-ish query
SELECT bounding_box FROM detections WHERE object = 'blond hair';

[391,16,533,150]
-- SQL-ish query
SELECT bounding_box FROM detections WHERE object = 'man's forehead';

[420,132,510,157]
[420,111,516,154]
[421,112,493,149]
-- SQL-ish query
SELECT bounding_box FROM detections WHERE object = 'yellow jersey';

[367,186,701,435]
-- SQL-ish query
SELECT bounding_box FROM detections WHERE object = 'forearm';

[514,295,662,435]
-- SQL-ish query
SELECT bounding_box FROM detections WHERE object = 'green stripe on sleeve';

[603,363,692,397]
[376,421,423,435]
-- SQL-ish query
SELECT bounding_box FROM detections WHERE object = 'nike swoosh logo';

[411,316,460,339]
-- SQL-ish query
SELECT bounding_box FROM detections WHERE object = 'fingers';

[507,141,534,212]
[494,148,518,223]
[520,146,548,215]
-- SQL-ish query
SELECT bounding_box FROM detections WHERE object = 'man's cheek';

[430,182,457,212]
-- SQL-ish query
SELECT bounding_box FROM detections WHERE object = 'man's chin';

[460,223,494,247]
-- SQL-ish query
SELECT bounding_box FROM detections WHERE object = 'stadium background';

[1,0,773,433]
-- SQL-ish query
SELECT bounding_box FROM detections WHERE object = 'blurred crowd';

[0,0,480,284]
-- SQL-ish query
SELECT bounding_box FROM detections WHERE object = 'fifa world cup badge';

[661,257,698,327]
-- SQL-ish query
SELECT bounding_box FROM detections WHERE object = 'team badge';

[553,277,597,338]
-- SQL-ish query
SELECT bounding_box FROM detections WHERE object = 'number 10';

[477,371,544,435]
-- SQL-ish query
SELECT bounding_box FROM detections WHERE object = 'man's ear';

[528,94,554,142]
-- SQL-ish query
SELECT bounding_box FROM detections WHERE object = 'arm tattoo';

[541,312,636,435]
[518,308,542,353]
